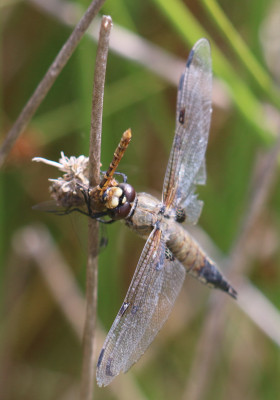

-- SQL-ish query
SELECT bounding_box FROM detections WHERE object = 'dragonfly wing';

[182,192,203,225]
[179,160,206,224]
[32,200,67,213]
[96,227,186,387]
[163,38,212,213]
[125,257,186,373]
[193,159,206,186]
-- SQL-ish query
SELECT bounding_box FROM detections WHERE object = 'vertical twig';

[80,16,112,400]
[0,0,106,168]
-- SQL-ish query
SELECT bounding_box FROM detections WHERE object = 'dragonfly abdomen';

[166,222,237,299]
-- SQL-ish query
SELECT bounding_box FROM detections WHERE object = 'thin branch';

[0,0,106,168]
[28,0,184,85]
[80,16,112,400]
[28,0,237,112]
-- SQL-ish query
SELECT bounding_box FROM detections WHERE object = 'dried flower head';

[33,152,91,208]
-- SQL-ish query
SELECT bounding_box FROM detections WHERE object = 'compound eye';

[119,183,136,203]
[109,202,131,220]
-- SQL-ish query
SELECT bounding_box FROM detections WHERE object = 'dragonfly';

[33,38,237,387]
[95,38,237,386]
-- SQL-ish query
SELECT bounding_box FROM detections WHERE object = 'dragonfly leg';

[44,207,89,217]
[79,186,104,219]
[114,171,127,183]
[75,185,117,223]
[100,170,127,183]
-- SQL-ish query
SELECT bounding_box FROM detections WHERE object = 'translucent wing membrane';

[182,192,203,225]
[163,38,212,213]
[180,160,206,224]
[96,227,186,387]
[193,159,206,186]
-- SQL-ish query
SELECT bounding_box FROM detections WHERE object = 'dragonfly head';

[103,183,136,220]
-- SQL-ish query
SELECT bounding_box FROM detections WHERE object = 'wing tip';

[96,365,116,388]
[186,38,210,68]
[185,38,211,71]
[96,349,119,387]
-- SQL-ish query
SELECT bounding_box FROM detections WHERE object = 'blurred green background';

[1,0,280,399]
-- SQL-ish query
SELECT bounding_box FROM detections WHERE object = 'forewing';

[96,227,186,387]
[163,38,212,212]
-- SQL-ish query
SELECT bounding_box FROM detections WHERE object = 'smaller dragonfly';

[33,38,237,387]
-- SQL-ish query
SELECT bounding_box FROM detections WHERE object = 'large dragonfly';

[33,38,237,387]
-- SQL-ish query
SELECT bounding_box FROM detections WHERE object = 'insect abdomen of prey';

[166,221,237,299]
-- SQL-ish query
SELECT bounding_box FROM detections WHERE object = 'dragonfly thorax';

[124,192,166,239]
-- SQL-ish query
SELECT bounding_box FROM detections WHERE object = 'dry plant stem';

[183,134,280,400]
[29,0,236,112]
[80,16,112,400]
[0,0,106,168]
[28,0,184,85]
